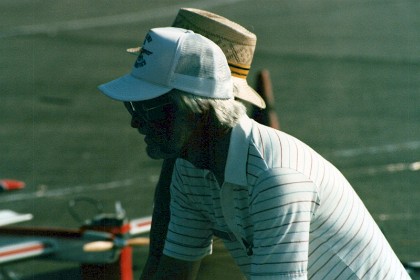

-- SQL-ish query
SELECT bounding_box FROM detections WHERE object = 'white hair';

[169,89,247,129]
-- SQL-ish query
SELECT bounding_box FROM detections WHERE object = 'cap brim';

[232,77,266,109]
[98,73,172,102]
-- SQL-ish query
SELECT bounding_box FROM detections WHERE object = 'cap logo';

[134,34,153,68]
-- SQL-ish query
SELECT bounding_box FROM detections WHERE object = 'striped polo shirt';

[164,116,410,279]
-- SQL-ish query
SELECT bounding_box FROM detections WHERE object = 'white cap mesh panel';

[171,34,232,99]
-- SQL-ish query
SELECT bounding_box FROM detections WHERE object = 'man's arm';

[140,158,204,280]
[140,158,175,280]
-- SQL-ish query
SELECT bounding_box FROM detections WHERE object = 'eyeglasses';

[124,101,175,122]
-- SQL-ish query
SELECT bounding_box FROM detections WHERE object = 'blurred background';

[1,0,419,278]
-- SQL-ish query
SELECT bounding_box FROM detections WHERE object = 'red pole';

[252,69,281,130]
[80,216,133,280]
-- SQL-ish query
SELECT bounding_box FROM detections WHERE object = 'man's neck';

[208,130,231,184]
[183,126,232,184]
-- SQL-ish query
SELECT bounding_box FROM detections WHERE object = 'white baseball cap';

[98,27,233,101]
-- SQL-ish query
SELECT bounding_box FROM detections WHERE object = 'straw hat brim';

[232,77,266,108]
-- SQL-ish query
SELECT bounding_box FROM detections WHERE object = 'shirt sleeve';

[163,162,213,261]
[249,168,320,279]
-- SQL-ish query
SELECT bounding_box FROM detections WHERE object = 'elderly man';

[127,8,267,280]
[99,27,410,279]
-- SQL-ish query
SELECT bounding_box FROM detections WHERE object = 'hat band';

[229,62,250,79]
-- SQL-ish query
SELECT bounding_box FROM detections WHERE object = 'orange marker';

[0,179,26,191]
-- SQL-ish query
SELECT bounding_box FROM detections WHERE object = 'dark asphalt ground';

[1,0,419,278]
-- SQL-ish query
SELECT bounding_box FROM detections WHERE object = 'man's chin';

[146,145,177,160]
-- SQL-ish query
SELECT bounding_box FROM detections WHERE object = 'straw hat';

[127,8,266,109]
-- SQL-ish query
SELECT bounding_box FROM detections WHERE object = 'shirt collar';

[224,115,253,185]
